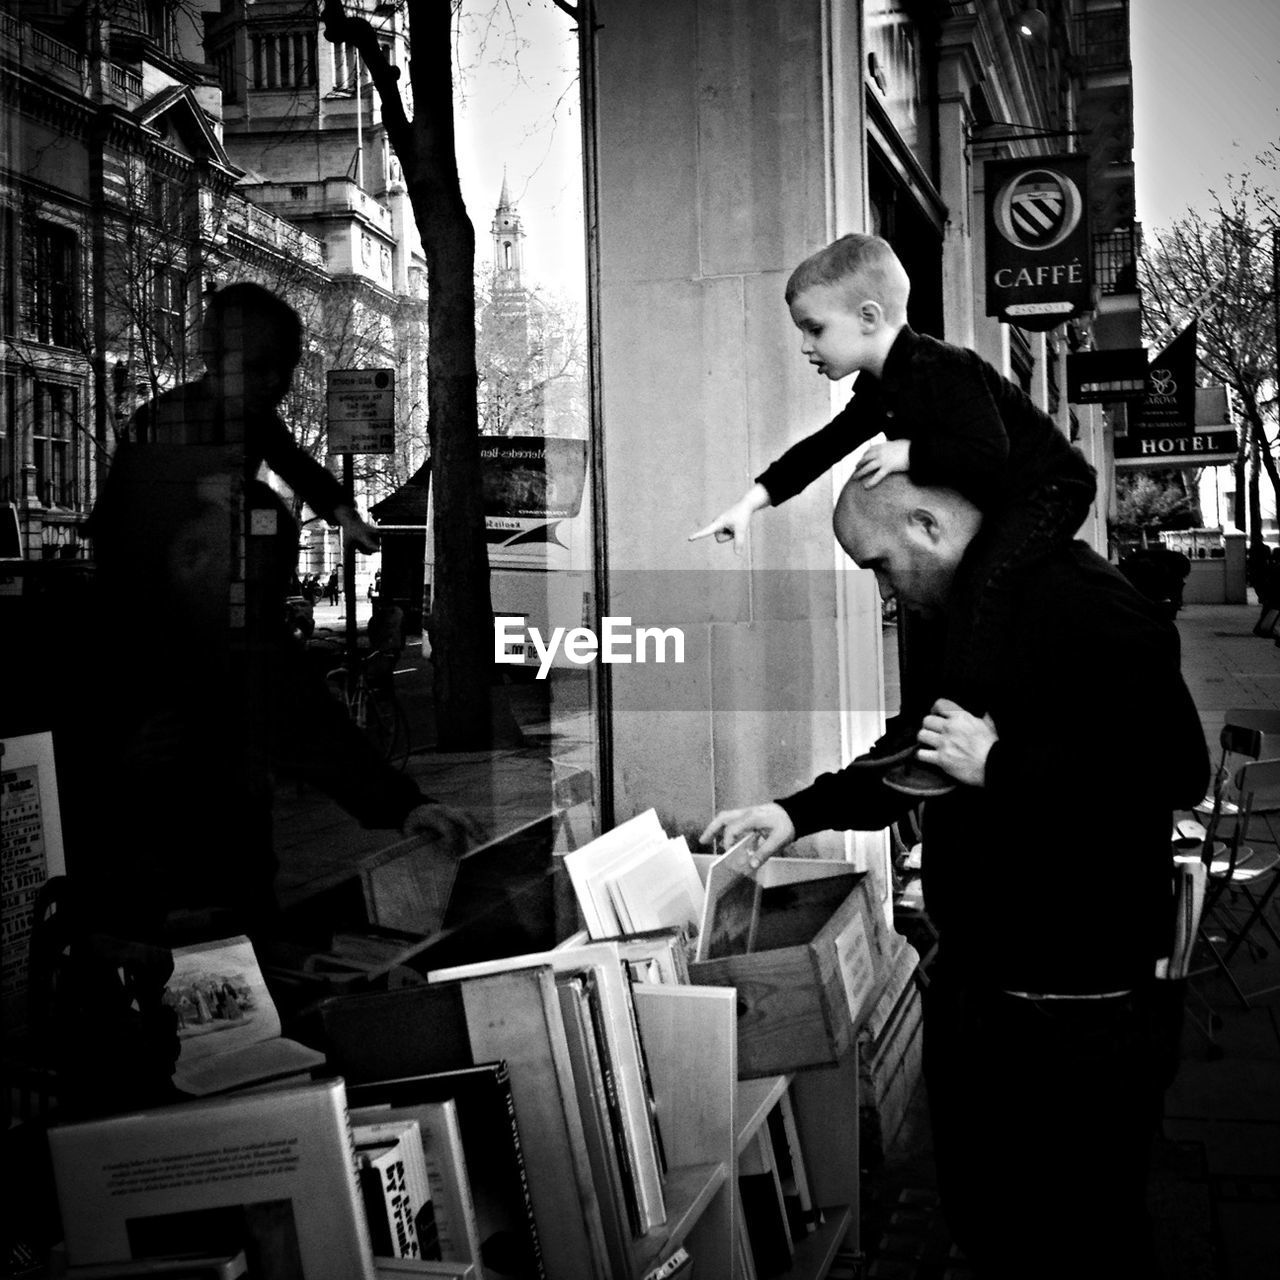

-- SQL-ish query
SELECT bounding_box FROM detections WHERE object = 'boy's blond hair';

[785,234,910,323]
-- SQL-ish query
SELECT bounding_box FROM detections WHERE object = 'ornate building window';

[0,374,15,504]
[30,221,80,348]
[33,382,80,509]
[0,206,14,337]
[152,268,188,369]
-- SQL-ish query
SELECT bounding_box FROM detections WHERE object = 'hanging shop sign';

[1066,348,1148,403]
[326,368,396,455]
[1129,323,1198,436]
[985,154,1092,331]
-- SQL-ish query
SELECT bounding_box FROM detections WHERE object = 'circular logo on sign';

[1149,368,1176,396]
[994,167,1084,252]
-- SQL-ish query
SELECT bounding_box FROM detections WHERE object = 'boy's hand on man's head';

[854,438,911,488]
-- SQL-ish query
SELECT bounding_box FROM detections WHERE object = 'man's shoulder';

[1019,542,1169,633]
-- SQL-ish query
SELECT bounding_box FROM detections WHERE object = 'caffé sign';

[985,154,1092,331]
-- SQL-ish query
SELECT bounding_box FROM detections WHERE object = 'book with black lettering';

[346,1065,545,1280]
[46,1077,376,1280]
[353,1117,436,1260]
[351,1099,481,1270]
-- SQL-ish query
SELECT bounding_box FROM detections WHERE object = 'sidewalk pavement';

[1161,601,1280,1280]
[1175,601,1280,746]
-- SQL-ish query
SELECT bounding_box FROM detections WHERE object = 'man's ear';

[907,507,943,544]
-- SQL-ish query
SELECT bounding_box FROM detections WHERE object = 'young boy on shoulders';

[691,234,1096,795]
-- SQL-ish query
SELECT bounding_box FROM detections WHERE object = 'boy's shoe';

[849,714,921,769]
[883,757,956,798]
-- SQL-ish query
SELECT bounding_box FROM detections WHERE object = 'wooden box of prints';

[688,856,888,1077]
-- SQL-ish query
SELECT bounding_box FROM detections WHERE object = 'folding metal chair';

[1193,745,1280,1011]
[1213,758,1280,965]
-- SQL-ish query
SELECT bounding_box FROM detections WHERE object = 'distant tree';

[1137,157,1279,572]
[476,274,587,438]
[1113,471,1197,549]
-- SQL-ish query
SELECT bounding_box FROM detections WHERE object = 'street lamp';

[1012,7,1050,43]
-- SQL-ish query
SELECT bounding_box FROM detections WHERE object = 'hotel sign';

[1115,385,1238,468]
[1115,326,1238,465]
[985,154,1092,330]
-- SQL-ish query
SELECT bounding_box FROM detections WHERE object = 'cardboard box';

[688,859,889,1077]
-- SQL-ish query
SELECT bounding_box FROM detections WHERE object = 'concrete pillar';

[591,0,887,880]
[936,13,984,347]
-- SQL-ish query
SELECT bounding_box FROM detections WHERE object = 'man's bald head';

[833,471,982,617]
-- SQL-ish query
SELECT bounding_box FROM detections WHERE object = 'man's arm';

[775,761,920,844]
[256,415,354,524]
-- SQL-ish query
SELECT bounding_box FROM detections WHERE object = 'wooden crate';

[689,860,889,1077]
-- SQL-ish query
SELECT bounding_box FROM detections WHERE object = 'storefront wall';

[591,0,890,883]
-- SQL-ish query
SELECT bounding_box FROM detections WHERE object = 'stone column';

[590,0,887,879]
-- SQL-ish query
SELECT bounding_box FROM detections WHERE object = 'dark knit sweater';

[756,326,1095,514]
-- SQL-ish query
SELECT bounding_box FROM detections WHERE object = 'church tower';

[490,171,526,293]
[480,171,543,434]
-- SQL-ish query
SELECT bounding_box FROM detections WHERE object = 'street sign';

[326,368,395,454]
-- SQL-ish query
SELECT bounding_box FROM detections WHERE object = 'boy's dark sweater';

[776,541,1209,995]
[756,326,1094,512]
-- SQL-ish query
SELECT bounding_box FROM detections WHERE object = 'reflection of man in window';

[74,283,473,947]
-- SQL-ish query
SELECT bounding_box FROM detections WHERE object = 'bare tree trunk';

[1233,437,1248,534]
[322,0,521,750]
[1249,426,1264,579]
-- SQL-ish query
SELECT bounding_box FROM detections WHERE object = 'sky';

[1129,0,1279,234]
[444,2,1280,292]
[452,3,585,304]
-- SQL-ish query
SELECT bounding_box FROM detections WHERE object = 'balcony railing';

[225,197,326,269]
[1093,225,1141,297]
[31,27,85,75]
[0,11,21,51]
[109,63,143,99]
